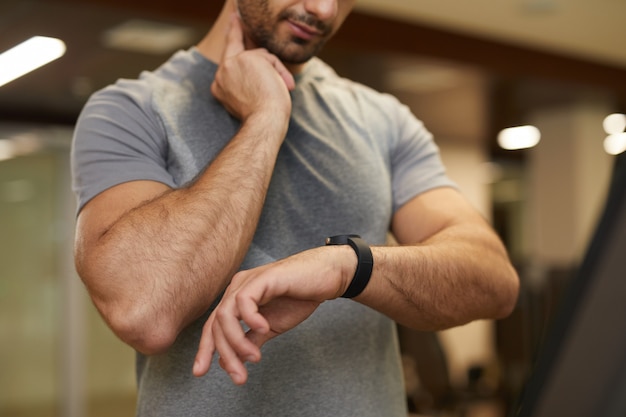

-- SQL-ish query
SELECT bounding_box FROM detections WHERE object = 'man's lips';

[286,20,323,40]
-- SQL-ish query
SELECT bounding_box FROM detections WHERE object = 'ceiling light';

[102,19,197,55]
[498,125,541,150]
[602,113,626,135]
[0,36,66,88]
[604,133,626,155]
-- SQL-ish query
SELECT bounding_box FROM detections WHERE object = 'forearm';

[77,115,286,354]
[192,188,519,384]
[192,226,518,383]
[356,224,519,331]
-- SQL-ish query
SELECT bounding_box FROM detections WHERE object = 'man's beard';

[237,1,332,64]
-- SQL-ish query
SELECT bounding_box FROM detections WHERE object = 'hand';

[211,14,295,123]
[192,246,354,385]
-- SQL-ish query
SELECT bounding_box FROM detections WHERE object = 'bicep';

[391,187,488,245]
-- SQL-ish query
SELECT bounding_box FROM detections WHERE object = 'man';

[71,0,519,415]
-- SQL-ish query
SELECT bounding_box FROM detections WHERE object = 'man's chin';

[274,43,324,65]
[279,55,313,65]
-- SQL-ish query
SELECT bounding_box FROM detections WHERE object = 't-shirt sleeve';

[388,99,457,213]
[71,81,177,214]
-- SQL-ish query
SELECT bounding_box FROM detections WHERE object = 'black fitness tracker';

[325,234,373,298]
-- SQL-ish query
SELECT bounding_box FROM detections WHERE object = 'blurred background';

[1,0,625,416]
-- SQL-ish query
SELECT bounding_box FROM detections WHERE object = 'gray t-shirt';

[71,48,455,417]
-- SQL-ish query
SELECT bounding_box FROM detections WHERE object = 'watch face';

[326,234,361,245]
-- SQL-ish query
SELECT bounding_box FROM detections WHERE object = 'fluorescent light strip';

[498,125,541,150]
[0,36,66,88]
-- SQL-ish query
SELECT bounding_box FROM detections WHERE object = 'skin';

[73,0,519,388]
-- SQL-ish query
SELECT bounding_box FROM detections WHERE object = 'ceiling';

[357,0,626,69]
[0,0,624,150]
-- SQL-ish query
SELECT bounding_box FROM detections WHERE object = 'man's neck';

[196,3,305,75]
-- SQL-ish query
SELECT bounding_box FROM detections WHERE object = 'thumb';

[223,13,245,59]
[266,53,296,91]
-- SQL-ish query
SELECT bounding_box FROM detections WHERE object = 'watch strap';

[325,234,373,298]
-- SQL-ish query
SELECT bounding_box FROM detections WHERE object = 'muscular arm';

[75,116,285,354]
[74,15,295,355]
[359,187,519,330]
[193,187,519,384]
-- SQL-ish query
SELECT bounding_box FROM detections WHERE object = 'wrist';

[243,111,289,142]
[332,245,358,297]
[325,235,374,298]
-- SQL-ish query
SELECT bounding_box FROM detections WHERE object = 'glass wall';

[0,125,136,417]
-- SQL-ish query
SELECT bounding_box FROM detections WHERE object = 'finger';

[246,327,275,350]
[238,293,270,336]
[223,13,245,59]
[216,301,263,363]
[212,323,249,385]
[193,317,217,377]
[266,53,296,91]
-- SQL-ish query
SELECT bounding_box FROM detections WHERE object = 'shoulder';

[305,58,400,107]
[304,59,430,148]
[300,58,413,133]
[84,48,212,115]
[76,48,217,149]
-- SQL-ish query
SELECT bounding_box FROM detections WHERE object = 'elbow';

[76,251,179,355]
[492,266,520,320]
[100,300,179,355]
[79,270,178,355]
